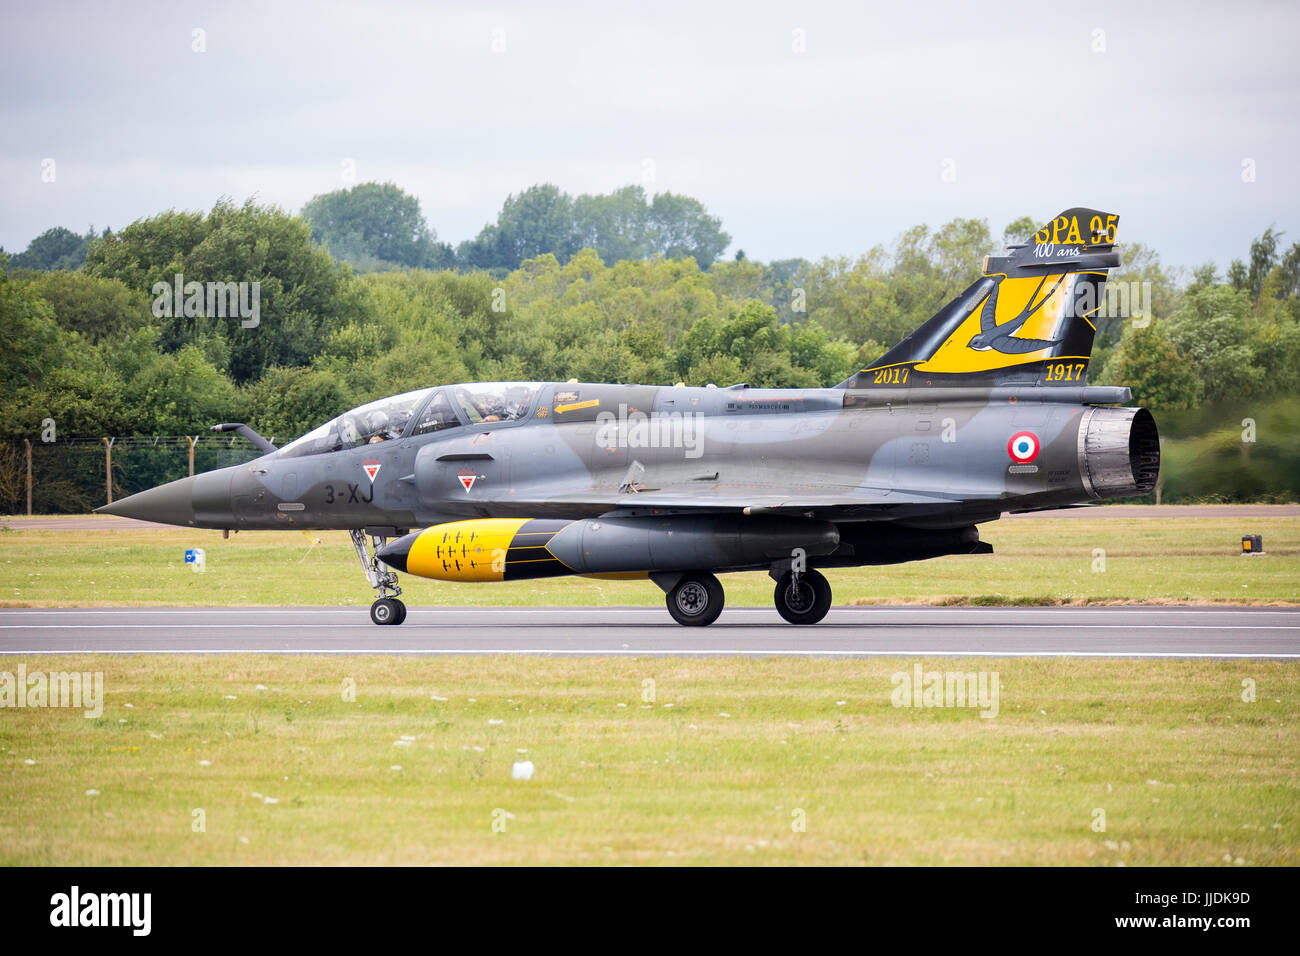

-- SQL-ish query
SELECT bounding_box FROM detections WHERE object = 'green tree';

[1227,258,1248,292]
[1105,323,1201,410]
[461,184,578,271]
[0,264,69,437]
[239,365,352,442]
[672,301,854,387]
[301,182,453,271]
[1091,242,1178,362]
[648,191,730,267]
[460,184,731,270]
[573,186,648,264]
[0,262,133,440]
[1188,263,1218,290]
[4,226,99,271]
[20,271,151,344]
[1246,226,1282,302]
[1164,284,1260,401]
[123,344,236,434]
[1001,215,1038,248]
[1275,241,1300,299]
[85,198,361,384]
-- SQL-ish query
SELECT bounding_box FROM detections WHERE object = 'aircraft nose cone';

[95,475,197,527]
[375,532,417,573]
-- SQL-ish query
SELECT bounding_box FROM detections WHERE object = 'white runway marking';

[3,623,1298,630]
[5,648,1300,659]
[2,606,1297,658]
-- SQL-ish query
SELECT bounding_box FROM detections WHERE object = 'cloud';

[1,0,1297,267]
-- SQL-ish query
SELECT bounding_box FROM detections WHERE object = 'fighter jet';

[100,207,1159,626]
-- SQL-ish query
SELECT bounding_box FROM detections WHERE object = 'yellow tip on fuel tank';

[406,518,531,582]
[387,518,575,582]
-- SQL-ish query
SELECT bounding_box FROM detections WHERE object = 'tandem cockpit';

[274,382,544,458]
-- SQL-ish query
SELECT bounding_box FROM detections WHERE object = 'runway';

[1,606,1298,658]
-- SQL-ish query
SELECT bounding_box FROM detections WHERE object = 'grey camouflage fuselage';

[99,206,1161,624]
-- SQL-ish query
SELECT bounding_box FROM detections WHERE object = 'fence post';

[1154,437,1165,505]
[24,439,32,516]
[102,436,115,505]
[187,435,197,477]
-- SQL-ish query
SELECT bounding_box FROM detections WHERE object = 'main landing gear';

[651,567,834,627]
[351,529,406,625]
[772,567,832,625]
[654,572,725,626]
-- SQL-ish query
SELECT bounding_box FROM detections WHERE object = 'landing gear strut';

[351,529,406,625]
[773,567,832,625]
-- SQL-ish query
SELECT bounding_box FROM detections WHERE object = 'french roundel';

[1007,431,1040,463]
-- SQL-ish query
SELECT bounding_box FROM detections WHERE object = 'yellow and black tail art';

[839,208,1119,389]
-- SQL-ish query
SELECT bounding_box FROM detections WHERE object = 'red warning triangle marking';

[459,474,476,492]
[362,461,381,482]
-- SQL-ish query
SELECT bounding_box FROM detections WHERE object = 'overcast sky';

[2,0,1297,270]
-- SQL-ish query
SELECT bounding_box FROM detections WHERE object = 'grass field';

[2,512,1295,865]
[1,515,1297,607]
[0,655,1295,865]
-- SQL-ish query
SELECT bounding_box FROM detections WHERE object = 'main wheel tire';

[370,598,400,625]
[666,573,725,627]
[392,599,407,625]
[774,568,832,625]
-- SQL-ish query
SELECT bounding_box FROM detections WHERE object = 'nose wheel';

[773,568,832,625]
[370,597,406,626]
[351,529,407,625]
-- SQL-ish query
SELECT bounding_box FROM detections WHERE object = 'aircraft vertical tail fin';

[838,208,1120,389]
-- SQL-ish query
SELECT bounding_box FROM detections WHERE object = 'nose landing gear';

[351,529,407,625]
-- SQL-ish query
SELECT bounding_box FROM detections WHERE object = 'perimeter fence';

[0,436,264,514]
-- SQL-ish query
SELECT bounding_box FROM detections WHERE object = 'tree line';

[299,181,731,274]
[4,181,732,276]
[1,185,1298,507]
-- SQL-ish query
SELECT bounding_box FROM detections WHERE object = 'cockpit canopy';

[274,382,543,458]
